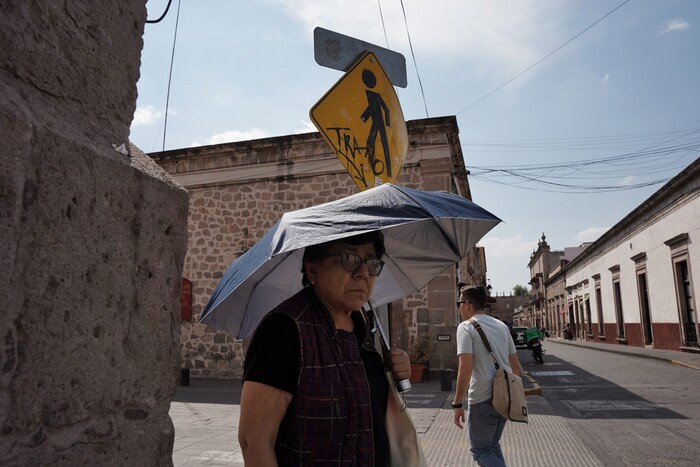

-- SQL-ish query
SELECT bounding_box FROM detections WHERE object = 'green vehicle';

[524,327,544,364]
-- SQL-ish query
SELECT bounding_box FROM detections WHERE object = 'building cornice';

[147,116,469,190]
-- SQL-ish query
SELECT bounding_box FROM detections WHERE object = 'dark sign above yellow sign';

[310,52,408,190]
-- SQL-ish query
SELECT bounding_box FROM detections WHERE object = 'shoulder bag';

[468,318,528,423]
[385,372,428,466]
[366,305,427,466]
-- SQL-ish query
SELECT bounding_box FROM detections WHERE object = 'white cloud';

[575,227,608,243]
[600,73,610,85]
[620,175,635,186]
[132,105,162,126]
[478,235,538,258]
[294,120,318,134]
[200,128,271,146]
[659,18,690,35]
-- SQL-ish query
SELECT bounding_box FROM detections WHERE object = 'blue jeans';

[468,401,507,467]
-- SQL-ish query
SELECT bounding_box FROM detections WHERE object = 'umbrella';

[200,183,501,339]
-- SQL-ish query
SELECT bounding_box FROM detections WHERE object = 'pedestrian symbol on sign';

[310,52,408,191]
[360,69,392,177]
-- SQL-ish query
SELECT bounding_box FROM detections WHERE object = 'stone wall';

[152,116,484,378]
[1,2,189,465]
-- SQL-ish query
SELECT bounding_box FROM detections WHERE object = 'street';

[521,341,700,466]
[170,340,700,466]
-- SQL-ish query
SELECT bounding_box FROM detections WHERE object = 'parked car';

[512,326,528,347]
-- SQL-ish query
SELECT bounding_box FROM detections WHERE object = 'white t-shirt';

[456,314,517,405]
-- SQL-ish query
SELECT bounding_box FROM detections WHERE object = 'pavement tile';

[170,340,697,465]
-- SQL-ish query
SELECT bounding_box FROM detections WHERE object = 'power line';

[377,0,390,49]
[468,141,700,171]
[162,0,182,151]
[400,0,429,118]
[456,0,630,116]
[470,172,676,194]
[463,126,700,152]
[462,118,700,193]
[468,154,696,193]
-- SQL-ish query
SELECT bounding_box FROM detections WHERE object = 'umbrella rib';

[204,184,501,340]
[383,255,418,292]
[237,250,297,338]
[393,186,462,258]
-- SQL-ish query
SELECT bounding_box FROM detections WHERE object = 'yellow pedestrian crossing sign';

[310,52,408,190]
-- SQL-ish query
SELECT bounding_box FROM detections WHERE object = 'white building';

[562,158,699,351]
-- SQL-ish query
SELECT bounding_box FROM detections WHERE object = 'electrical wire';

[162,0,182,151]
[456,0,630,116]
[400,123,700,193]
[463,127,700,152]
[146,0,173,24]
[399,0,429,118]
[377,0,390,49]
[467,150,698,193]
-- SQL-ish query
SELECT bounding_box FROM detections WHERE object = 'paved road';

[169,340,700,466]
[527,340,700,466]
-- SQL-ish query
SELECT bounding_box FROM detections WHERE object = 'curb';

[671,359,700,370]
[553,339,700,371]
[522,371,542,396]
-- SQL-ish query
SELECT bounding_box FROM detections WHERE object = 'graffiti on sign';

[310,52,408,190]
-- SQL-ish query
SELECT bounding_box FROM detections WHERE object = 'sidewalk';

[551,337,700,370]
[169,341,698,466]
[169,375,598,466]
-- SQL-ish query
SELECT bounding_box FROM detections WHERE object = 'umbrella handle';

[366,303,412,393]
[395,378,412,393]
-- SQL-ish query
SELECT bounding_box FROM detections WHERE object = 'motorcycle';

[528,338,544,364]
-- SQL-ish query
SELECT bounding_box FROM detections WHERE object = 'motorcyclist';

[524,326,544,363]
[524,326,543,346]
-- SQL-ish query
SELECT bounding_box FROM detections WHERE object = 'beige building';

[543,264,569,338]
[526,234,565,329]
[151,116,490,378]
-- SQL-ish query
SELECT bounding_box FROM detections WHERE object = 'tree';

[512,284,530,296]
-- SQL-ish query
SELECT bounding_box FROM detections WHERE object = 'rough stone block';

[0,2,189,465]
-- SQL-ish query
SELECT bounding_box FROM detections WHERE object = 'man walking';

[452,285,523,466]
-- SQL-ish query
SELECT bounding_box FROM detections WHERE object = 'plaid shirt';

[274,288,375,466]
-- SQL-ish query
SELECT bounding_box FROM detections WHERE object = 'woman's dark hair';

[301,231,385,286]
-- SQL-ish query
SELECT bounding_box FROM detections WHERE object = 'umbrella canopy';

[200,183,501,339]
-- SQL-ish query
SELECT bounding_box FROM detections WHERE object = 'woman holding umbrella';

[238,231,412,466]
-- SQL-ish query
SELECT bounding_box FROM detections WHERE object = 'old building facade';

[526,234,565,329]
[151,116,490,378]
[488,294,531,327]
[563,158,700,351]
[543,265,569,338]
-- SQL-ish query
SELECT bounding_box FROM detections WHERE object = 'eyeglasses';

[329,252,385,276]
[457,300,471,308]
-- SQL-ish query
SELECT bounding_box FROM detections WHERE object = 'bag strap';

[468,318,501,370]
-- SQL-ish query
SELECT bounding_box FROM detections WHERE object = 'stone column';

[0,2,188,465]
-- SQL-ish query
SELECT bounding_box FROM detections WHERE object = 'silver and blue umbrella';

[200,183,501,339]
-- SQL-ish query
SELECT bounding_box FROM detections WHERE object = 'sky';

[131,0,700,295]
